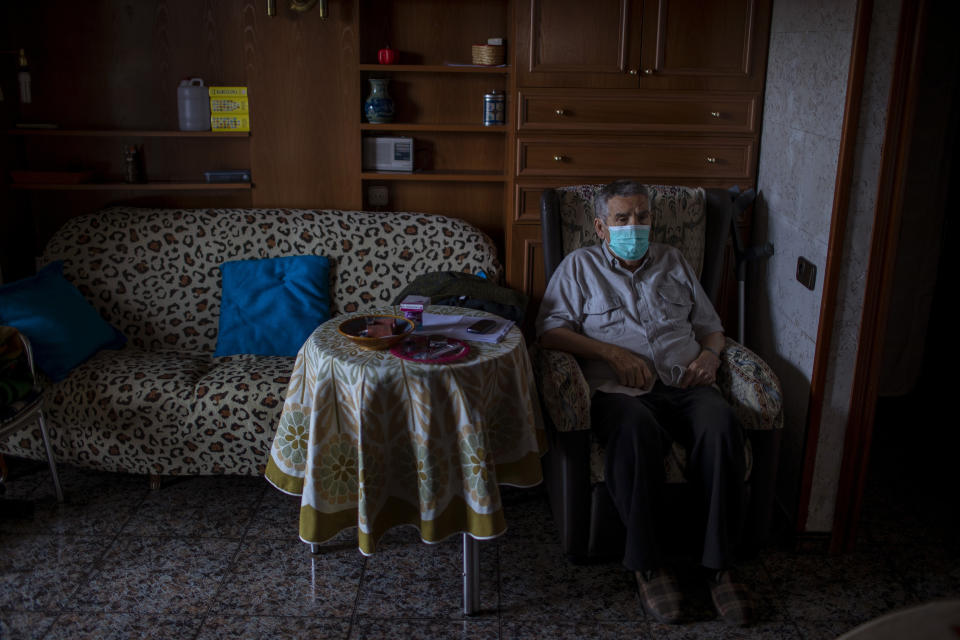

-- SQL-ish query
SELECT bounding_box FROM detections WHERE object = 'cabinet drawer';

[518,91,758,134]
[517,137,754,180]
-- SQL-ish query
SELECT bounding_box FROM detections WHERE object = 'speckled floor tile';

[231,537,341,575]
[100,536,241,574]
[0,567,92,610]
[885,544,960,604]
[195,614,351,640]
[0,610,58,640]
[245,490,303,539]
[761,550,908,622]
[70,567,224,615]
[0,478,144,536]
[0,534,106,572]
[41,612,202,640]
[350,617,500,639]
[355,543,498,619]
[121,501,255,537]
[788,616,865,640]
[501,620,648,639]
[498,487,561,545]
[498,542,640,620]
[646,620,803,639]
[214,548,365,617]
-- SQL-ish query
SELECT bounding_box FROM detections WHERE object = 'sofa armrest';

[717,337,784,431]
[529,344,592,433]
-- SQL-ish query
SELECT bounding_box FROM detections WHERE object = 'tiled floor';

[0,450,957,640]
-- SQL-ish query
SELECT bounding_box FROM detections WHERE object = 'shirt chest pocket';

[656,284,693,326]
[582,295,626,338]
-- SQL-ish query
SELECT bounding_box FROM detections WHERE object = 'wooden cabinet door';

[638,0,771,92]
[517,0,644,88]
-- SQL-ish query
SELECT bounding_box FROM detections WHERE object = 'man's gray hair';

[594,179,650,220]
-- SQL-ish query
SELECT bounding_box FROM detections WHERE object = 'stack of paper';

[414,312,514,343]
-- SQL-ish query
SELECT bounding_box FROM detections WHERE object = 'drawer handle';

[643,68,654,75]
[628,69,638,76]
[706,156,718,164]
[710,111,721,118]
[553,154,566,162]
[555,108,566,117]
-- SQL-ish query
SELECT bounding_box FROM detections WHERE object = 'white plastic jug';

[177,78,211,131]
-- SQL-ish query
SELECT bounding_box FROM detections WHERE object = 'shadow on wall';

[746,191,811,525]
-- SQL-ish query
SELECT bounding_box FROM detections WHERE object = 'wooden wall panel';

[244,0,361,208]
[0,0,363,278]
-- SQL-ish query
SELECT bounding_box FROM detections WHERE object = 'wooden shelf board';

[360,170,504,183]
[360,123,507,132]
[359,64,510,74]
[8,129,250,138]
[9,182,252,191]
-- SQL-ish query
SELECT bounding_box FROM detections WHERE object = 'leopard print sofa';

[0,207,501,478]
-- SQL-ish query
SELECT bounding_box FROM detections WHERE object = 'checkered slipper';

[708,570,754,626]
[635,569,682,624]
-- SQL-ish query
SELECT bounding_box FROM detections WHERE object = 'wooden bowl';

[337,314,415,350]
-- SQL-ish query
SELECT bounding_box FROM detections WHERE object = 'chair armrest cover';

[717,337,784,431]
[529,344,592,433]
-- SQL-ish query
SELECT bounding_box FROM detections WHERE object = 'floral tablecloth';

[264,307,546,554]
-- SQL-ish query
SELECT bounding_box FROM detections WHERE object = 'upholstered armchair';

[530,184,783,562]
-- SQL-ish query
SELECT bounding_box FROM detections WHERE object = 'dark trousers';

[591,383,746,572]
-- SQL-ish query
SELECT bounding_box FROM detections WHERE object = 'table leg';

[462,533,480,615]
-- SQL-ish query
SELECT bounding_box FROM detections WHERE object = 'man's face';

[594,194,652,244]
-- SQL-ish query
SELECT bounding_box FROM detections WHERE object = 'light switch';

[797,257,817,290]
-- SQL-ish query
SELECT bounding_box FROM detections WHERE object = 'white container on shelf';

[177,78,211,131]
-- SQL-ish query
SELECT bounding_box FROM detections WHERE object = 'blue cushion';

[214,255,331,357]
[0,261,126,381]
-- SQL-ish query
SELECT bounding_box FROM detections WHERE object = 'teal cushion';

[0,261,126,381]
[213,255,331,357]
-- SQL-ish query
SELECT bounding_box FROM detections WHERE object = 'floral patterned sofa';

[0,207,500,481]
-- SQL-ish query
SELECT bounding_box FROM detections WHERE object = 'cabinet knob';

[553,154,566,162]
[643,68,654,75]
[628,69,638,76]
[710,111,721,118]
[706,156,718,164]
[555,108,566,116]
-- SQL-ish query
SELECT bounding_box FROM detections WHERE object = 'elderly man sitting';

[536,179,753,626]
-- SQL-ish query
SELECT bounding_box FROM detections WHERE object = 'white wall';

[752,0,858,518]
[753,0,901,529]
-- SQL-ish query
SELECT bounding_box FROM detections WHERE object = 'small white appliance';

[362,136,414,172]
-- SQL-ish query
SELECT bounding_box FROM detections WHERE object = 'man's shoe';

[707,570,754,626]
[635,568,682,624]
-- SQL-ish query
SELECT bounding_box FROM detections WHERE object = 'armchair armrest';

[529,344,592,433]
[717,337,784,431]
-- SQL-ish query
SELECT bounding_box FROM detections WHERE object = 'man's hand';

[601,344,654,390]
[677,350,720,388]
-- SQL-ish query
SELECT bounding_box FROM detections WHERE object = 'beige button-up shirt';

[536,242,723,396]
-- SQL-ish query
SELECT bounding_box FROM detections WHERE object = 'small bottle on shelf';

[122,145,146,183]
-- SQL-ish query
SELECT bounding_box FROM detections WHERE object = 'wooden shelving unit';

[8,128,252,192]
[356,1,511,243]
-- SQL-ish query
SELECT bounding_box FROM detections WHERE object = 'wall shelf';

[359,64,509,74]
[8,129,250,138]
[9,182,252,191]
[360,170,504,183]
[361,124,506,133]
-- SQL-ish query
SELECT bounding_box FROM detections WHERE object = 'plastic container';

[177,78,211,131]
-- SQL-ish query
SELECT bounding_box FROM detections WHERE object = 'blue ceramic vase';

[364,78,395,124]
